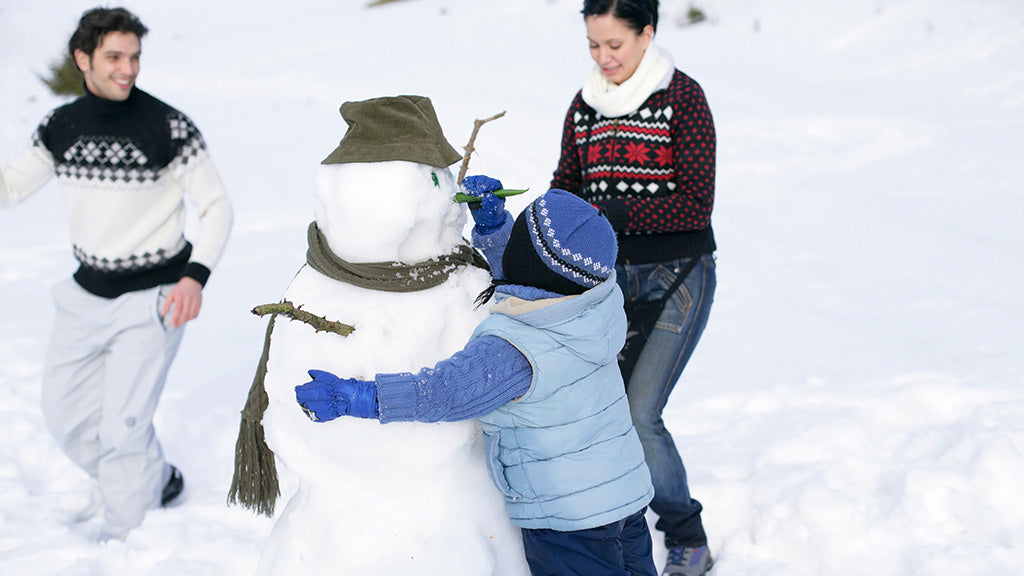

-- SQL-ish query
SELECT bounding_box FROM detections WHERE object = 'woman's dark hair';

[582,0,659,33]
[68,7,148,59]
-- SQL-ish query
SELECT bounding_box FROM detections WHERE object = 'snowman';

[229,96,529,576]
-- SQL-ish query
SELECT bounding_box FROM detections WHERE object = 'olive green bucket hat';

[321,95,462,168]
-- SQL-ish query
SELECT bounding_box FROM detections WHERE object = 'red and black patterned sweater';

[550,69,716,265]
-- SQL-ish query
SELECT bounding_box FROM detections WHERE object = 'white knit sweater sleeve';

[1,141,55,208]
[171,142,233,273]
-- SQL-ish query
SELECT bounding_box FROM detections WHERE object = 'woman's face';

[585,14,653,85]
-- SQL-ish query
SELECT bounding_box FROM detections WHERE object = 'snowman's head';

[314,95,468,263]
[313,160,467,263]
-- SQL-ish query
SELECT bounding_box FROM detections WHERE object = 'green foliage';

[39,53,83,98]
[686,5,708,26]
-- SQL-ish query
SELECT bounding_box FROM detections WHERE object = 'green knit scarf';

[305,222,487,291]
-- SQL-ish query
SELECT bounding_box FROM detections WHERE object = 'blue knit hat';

[502,189,617,295]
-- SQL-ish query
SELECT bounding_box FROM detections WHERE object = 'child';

[295,177,657,576]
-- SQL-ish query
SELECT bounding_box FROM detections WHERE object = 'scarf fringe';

[227,415,280,516]
[227,316,280,517]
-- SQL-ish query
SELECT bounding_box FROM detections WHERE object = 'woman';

[550,2,716,575]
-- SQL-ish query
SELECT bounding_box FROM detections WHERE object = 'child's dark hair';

[68,7,148,59]
[582,0,659,33]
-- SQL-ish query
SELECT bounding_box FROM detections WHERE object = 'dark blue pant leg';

[521,508,657,576]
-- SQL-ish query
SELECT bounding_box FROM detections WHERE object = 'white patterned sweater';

[1,86,232,297]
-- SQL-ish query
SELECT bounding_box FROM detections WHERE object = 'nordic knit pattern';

[502,189,617,296]
[551,70,716,263]
[1,87,232,297]
[525,191,615,288]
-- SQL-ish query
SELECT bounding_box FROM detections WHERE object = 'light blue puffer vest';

[473,273,654,531]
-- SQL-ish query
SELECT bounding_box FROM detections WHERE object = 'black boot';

[161,465,185,507]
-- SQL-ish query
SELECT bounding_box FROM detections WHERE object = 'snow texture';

[1,0,1022,575]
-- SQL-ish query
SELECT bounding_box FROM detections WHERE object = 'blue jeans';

[615,254,716,548]
[521,507,657,576]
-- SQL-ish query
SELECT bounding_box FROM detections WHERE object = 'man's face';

[75,31,140,101]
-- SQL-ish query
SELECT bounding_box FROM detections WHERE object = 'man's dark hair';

[68,7,148,59]
[582,0,659,33]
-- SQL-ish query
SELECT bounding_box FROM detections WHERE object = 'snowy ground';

[1,0,1022,574]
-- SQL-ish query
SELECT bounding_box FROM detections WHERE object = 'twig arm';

[252,300,355,337]
[457,111,506,184]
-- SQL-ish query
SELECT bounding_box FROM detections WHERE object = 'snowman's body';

[255,161,528,575]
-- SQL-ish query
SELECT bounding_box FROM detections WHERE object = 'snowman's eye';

[431,171,440,188]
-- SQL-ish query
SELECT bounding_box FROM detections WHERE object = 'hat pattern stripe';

[527,197,613,288]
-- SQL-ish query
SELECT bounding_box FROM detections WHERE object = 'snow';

[1,0,1022,574]
[311,161,466,261]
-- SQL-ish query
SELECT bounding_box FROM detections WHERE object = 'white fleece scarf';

[581,42,675,118]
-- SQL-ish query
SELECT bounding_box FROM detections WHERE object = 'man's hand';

[162,277,203,328]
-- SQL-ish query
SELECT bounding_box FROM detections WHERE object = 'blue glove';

[295,369,379,422]
[461,175,506,231]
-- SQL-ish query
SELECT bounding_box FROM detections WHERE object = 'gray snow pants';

[41,278,183,537]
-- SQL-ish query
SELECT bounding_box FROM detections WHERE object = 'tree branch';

[252,300,355,337]
[457,111,506,184]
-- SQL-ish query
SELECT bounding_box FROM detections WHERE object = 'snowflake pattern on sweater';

[551,69,716,262]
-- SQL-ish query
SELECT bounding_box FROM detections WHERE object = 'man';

[0,7,232,540]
